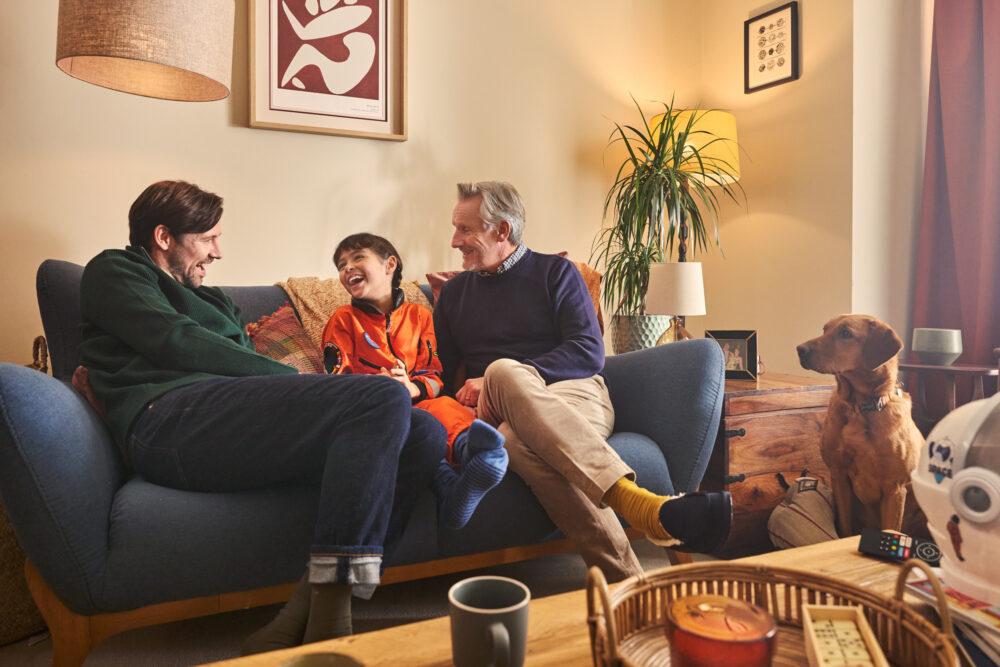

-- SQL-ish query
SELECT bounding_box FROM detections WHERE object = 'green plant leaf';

[591,96,746,316]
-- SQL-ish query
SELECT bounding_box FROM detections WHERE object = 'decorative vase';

[911,328,963,366]
[611,315,673,354]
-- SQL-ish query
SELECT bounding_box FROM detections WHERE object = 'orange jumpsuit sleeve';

[406,305,444,400]
[321,307,359,375]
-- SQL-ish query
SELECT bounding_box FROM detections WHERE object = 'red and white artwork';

[270,0,385,121]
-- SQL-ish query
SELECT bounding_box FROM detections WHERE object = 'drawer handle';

[724,474,746,485]
[725,428,746,438]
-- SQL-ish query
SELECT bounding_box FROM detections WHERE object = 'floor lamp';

[646,109,740,340]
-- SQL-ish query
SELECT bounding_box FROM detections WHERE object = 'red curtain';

[913,0,1000,413]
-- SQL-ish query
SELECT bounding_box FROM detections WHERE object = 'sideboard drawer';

[725,409,827,476]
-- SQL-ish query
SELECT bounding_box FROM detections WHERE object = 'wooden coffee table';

[202,537,924,666]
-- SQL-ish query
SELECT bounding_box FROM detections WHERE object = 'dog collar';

[856,387,903,413]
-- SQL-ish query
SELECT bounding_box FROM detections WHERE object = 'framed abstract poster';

[250,0,406,141]
[744,1,799,94]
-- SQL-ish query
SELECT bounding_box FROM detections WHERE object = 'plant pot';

[610,315,673,354]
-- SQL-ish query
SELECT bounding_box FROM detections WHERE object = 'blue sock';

[429,459,458,500]
[453,419,505,464]
[438,421,507,530]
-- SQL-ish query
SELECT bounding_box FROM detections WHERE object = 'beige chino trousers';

[478,358,643,581]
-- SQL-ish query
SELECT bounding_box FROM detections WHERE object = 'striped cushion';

[246,304,324,374]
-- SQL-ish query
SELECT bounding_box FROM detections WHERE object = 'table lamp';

[645,261,706,344]
[56,0,234,101]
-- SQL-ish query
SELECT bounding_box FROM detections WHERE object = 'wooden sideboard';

[701,373,835,559]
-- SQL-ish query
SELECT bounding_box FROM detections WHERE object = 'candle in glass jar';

[664,594,777,666]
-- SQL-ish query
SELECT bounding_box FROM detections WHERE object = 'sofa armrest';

[603,338,725,493]
[0,363,125,614]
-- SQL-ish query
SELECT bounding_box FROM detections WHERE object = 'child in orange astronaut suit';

[322,233,507,530]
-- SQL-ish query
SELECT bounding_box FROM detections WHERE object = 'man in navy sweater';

[434,181,731,581]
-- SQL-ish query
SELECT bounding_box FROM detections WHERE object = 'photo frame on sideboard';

[249,0,407,141]
[744,1,799,94]
[706,330,758,381]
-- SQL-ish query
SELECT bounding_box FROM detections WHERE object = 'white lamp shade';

[56,0,235,101]
[645,262,706,316]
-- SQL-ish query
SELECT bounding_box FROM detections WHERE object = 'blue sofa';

[0,259,725,666]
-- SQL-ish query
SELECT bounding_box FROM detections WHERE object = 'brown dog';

[796,315,925,537]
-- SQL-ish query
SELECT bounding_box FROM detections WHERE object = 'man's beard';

[169,260,202,288]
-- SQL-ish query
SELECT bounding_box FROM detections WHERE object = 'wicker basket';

[586,560,959,666]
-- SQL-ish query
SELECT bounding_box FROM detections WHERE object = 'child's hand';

[380,362,420,399]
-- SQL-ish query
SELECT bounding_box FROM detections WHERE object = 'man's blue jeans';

[128,373,445,596]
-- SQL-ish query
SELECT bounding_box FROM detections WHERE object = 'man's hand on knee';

[456,377,484,408]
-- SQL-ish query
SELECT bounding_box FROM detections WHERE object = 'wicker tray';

[586,560,960,666]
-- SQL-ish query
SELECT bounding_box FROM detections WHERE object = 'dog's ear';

[862,321,902,369]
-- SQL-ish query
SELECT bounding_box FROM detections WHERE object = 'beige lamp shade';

[644,262,706,316]
[56,0,235,101]
[651,109,741,185]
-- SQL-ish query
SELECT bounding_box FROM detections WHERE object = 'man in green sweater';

[79,180,445,654]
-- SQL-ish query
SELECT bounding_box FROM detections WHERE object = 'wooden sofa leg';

[24,560,93,667]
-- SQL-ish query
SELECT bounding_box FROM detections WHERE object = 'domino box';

[802,605,889,667]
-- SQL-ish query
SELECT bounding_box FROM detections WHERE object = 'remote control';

[857,529,941,567]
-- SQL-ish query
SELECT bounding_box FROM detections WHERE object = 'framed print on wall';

[250,0,407,141]
[706,330,758,381]
[744,1,799,94]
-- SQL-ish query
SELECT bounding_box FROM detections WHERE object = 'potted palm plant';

[592,97,744,352]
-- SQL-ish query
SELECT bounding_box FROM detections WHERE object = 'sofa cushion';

[436,472,562,556]
[101,477,440,610]
[101,478,320,610]
[246,304,324,374]
[36,260,85,381]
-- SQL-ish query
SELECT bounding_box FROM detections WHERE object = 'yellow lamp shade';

[56,0,234,102]
[651,109,741,185]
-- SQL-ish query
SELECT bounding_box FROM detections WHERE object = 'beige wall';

[0,1,931,378]
[692,0,855,374]
[851,0,934,343]
[0,1,698,363]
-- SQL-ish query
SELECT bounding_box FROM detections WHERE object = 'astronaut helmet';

[911,391,1000,605]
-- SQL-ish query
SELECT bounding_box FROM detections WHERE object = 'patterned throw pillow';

[72,365,107,419]
[246,303,325,374]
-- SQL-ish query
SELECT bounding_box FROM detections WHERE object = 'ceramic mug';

[448,575,530,667]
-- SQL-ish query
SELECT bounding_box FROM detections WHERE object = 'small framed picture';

[744,1,799,94]
[706,330,758,380]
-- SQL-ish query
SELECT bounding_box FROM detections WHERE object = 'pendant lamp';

[56,0,235,102]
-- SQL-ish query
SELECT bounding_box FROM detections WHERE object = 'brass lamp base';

[656,317,694,345]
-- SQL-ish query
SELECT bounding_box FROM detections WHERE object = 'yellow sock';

[602,477,676,542]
